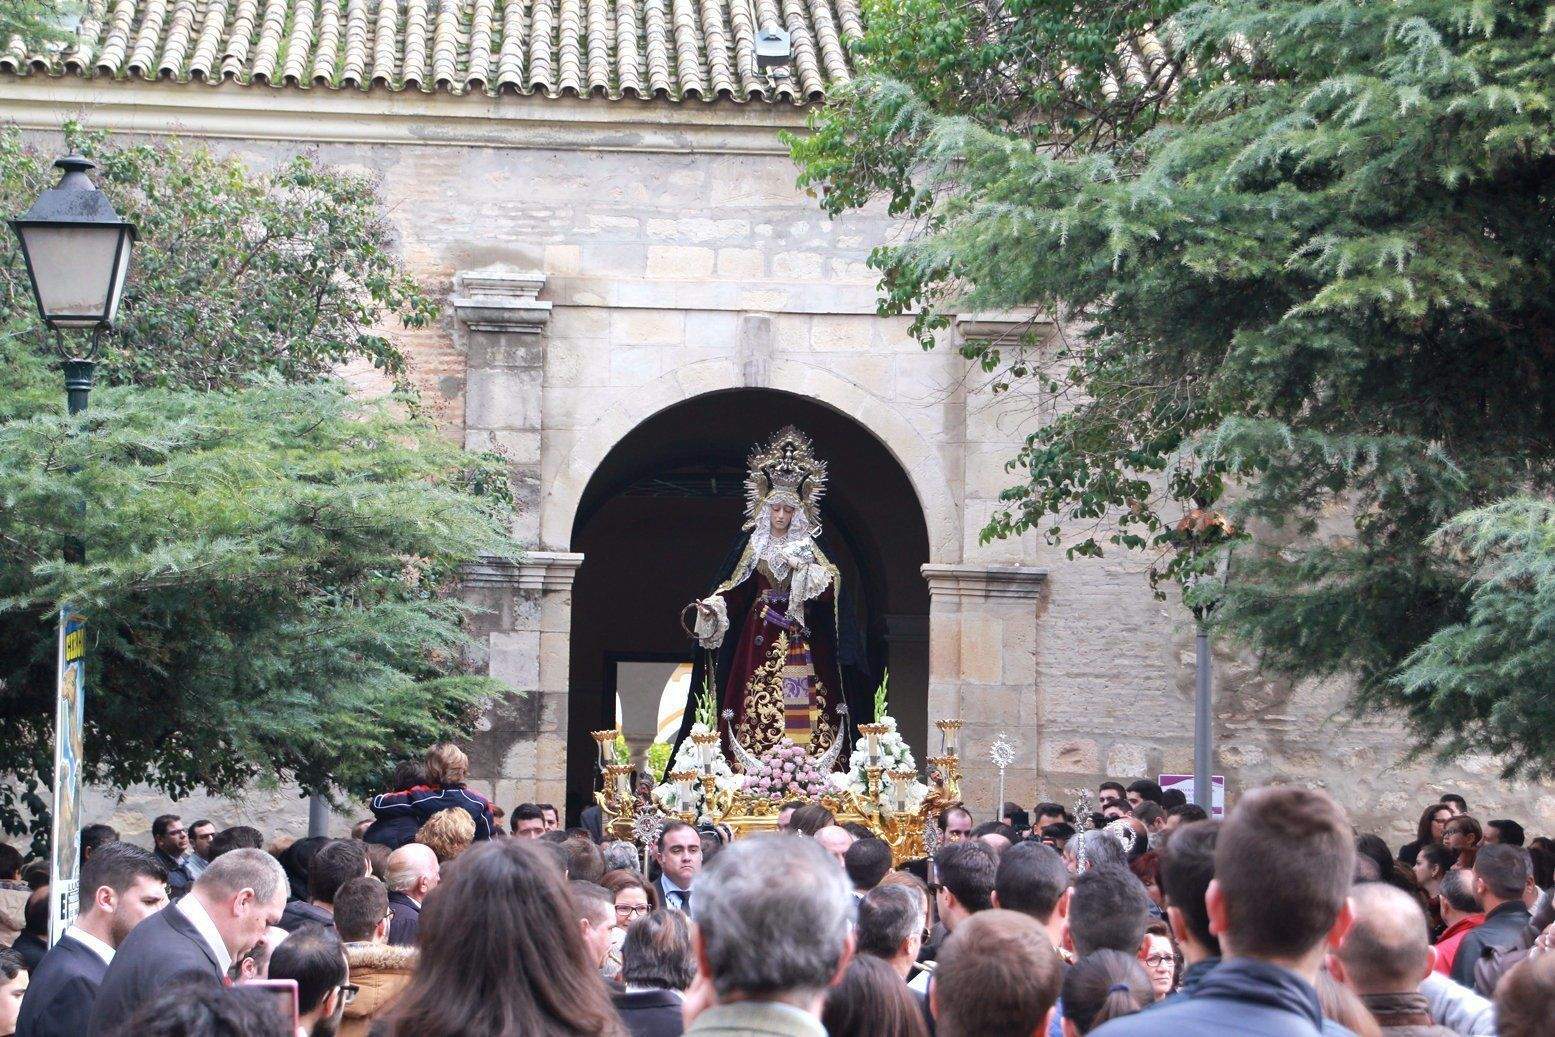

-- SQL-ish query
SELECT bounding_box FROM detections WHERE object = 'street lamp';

[9,155,137,415]
[9,155,135,947]
[1183,547,1231,815]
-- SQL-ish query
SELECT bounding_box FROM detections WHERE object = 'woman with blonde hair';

[415,807,477,863]
[370,742,497,845]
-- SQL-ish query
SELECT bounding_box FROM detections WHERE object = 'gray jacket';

[684,1001,825,1037]
[1418,971,1495,1036]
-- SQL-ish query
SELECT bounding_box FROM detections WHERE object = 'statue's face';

[769,502,795,535]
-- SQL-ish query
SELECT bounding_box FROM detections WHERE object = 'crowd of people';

[2,745,1554,1036]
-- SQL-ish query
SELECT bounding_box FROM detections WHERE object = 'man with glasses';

[151,814,196,899]
[267,923,352,1037]
[330,876,415,1035]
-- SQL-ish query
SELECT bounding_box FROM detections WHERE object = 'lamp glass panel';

[18,224,123,326]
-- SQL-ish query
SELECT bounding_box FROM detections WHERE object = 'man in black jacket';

[613,896,694,1037]
[15,843,167,1037]
[1451,843,1533,993]
[278,839,367,933]
[88,848,287,1031]
[384,843,439,947]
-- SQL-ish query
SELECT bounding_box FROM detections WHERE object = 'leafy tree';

[795,0,1555,776]
[0,125,434,391]
[0,130,514,847]
[1,0,80,47]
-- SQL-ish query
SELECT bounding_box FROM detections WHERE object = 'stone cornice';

[955,309,1054,345]
[922,563,1047,601]
[452,266,552,334]
[463,552,585,592]
[0,77,806,155]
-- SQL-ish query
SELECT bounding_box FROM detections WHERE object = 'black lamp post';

[9,155,137,415]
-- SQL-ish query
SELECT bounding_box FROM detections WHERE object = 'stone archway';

[562,389,934,818]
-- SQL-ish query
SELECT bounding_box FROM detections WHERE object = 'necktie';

[678,890,692,913]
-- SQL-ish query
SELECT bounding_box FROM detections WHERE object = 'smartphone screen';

[239,978,299,1029]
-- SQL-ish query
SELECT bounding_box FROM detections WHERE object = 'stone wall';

[1,79,1552,846]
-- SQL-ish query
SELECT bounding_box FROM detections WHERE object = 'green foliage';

[0,343,514,847]
[0,128,515,848]
[694,667,718,730]
[0,0,80,46]
[796,0,1555,775]
[873,669,890,720]
[0,126,435,392]
[614,733,631,766]
[645,740,673,781]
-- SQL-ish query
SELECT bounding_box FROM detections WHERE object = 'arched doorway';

[565,389,932,819]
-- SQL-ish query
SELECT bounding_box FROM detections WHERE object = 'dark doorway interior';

[565,389,932,821]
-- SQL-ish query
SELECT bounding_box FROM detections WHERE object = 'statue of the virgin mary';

[669,427,873,767]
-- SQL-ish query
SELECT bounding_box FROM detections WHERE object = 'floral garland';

[829,714,931,809]
[745,741,830,803]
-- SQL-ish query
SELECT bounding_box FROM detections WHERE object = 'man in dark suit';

[89,848,288,1031]
[383,843,439,947]
[614,910,694,1037]
[655,822,702,915]
[16,843,168,1037]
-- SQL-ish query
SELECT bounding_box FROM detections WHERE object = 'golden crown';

[744,426,827,531]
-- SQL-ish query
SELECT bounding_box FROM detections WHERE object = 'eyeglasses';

[927,883,943,896]
[340,984,360,1006]
[615,903,651,918]
[1142,955,1174,968]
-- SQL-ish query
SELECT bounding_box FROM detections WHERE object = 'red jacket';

[1433,913,1485,975]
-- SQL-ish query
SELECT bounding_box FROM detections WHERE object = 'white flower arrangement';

[841,715,917,790]
[650,723,744,812]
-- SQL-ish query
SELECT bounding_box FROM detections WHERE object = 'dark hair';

[1415,803,1454,846]
[821,954,930,1037]
[1060,949,1155,1034]
[994,840,1070,923]
[1216,786,1353,959]
[540,830,570,844]
[81,823,120,863]
[1495,953,1555,1037]
[113,978,290,1037]
[1099,782,1126,797]
[279,836,329,903]
[1159,820,1220,955]
[788,804,836,837]
[841,822,876,842]
[856,883,924,959]
[151,814,182,840]
[1417,842,1452,877]
[1355,834,1401,890]
[511,803,545,832]
[23,886,49,935]
[0,948,23,982]
[971,821,1015,841]
[189,819,215,835]
[307,840,367,905]
[1005,807,1031,833]
[392,759,429,791]
[1530,846,1555,892]
[332,876,389,943]
[81,842,167,903]
[934,841,996,914]
[1169,803,1209,824]
[1160,788,1187,810]
[1445,815,1482,842]
[1440,794,1468,812]
[600,868,660,910]
[933,910,1061,1037]
[621,910,695,990]
[1069,864,1150,957]
[564,836,605,883]
[1040,821,1075,843]
[268,923,347,1015]
[657,820,698,851]
[1126,780,1164,806]
[378,839,622,1036]
[209,826,265,860]
[1475,843,1531,901]
[0,844,21,880]
[1489,820,1526,847]
[1133,802,1167,827]
[844,838,893,892]
[539,803,558,818]
[1034,802,1070,822]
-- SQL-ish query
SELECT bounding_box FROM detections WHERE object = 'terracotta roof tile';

[5,0,850,102]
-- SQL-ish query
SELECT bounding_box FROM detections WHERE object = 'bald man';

[385,843,440,947]
[1330,883,1455,1036]
[815,826,855,867]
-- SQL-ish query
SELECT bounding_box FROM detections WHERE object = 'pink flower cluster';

[747,741,828,802]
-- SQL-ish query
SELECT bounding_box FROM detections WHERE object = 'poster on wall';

[1159,773,1225,818]
[49,607,86,946]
